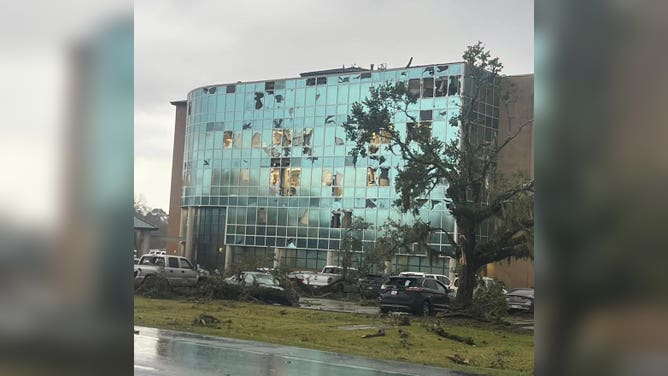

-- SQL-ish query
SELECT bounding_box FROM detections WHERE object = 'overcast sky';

[135,0,533,212]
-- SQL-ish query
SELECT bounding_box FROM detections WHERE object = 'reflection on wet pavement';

[134,326,470,376]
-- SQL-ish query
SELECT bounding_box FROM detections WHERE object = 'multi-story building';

[167,62,510,276]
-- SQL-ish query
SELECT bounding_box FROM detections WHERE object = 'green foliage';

[340,217,374,274]
[342,41,534,307]
[470,280,509,321]
[135,273,173,299]
[194,276,298,306]
[224,254,274,279]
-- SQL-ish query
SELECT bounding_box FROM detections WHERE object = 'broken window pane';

[331,211,341,228]
[226,84,236,93]
[224,131,234,148]
[286,168,300,196]
[254,92,264,109]
[316,76,327,85]
[448,75,461,95]
[322,169,332,186]
[435,76,447,97]
[233,132,243,148]
[306,78,316,86]
[408,79,421,97]
[265,81,275,94]
[303,128,313,146]
[332,172,344,197]
[420,110,433,121]
[251,133,262,148]
[360,72,372,80]
[342,210,352,228]
[379,168,390,186]
[299,210,309,225]
[272,130,283,145]
[422,77,434,98]
[367,167,377,186]
[239,169,250,184]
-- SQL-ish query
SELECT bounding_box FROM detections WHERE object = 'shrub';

[470,280,508,321]
[135,273,173,299]
[246,286,300,307]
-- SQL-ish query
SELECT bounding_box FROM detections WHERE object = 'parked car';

[357,273,388,298]
[134,254,202,287]
[449,276,507,295]
[378,276,450,316]
[398,272,451,287]
[505,288,534,313]
[301,265,358,292]
[225,272,284,291]
[287,270,317,286]
[197,265,210,278]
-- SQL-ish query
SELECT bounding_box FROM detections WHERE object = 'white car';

[301,265,358,291]
[398,272,451,288]
[449,276,507,295]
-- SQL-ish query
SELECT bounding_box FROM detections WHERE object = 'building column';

[224,245,233,272]
[273,247,284,268]
[178,207,187,256]
[448,257,457,283]
[140,231,151,254]
[184,207,196,262]
[326,250,336,266]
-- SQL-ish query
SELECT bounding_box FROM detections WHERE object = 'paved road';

[134,326,471,376]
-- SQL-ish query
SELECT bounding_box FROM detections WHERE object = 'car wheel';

[420,300,432,316]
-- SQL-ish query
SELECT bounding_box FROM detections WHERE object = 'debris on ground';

[193,313,221,327]
[426,324,476,345]
[391,312,411,326]
[361,328,385,338]
[447,354,470,365]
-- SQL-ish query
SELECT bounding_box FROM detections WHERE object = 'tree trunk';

[455,260,478,307]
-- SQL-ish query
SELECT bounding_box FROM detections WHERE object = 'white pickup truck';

[301,265,357,291]
[134,254,203,287]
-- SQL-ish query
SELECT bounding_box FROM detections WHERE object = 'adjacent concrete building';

[486,74,535,288]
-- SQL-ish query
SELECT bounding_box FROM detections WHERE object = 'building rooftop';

[187,60,467,94]
[299,66,369,77]
[134,217,159,231]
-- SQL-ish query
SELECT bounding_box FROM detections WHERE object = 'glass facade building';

[180,62,501,273]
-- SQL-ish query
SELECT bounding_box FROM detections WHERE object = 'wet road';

[134,326,470,376]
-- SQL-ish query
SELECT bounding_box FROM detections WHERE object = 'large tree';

[342,42,533,306]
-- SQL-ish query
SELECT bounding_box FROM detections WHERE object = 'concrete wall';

[166,101,187,254]
[488,74,535,288]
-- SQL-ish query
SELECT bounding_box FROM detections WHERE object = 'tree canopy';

[342,42,534,306]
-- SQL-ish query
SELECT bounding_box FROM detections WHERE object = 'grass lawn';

[134,296,533,375]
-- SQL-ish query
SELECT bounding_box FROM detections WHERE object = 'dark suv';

[378,276,450,316]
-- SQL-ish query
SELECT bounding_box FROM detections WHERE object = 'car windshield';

[508,289,534,298]
[387,277,421,288]
[322,267,341,274]
[255,274,278,286]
